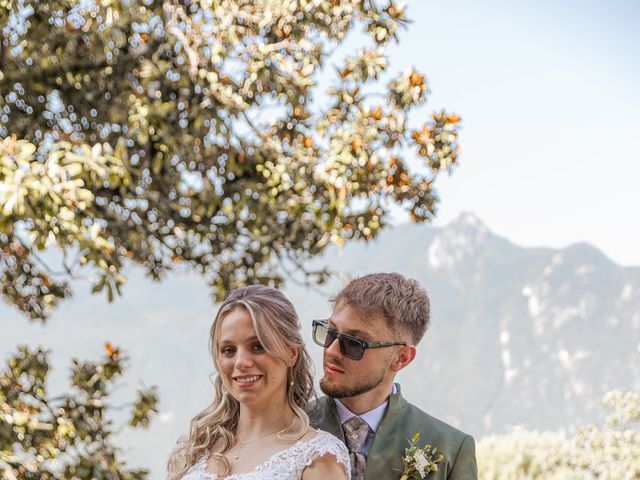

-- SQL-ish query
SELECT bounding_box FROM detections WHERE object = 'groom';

[311,273,477,480]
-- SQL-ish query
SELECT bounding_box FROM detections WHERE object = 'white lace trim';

[180,430,350,480]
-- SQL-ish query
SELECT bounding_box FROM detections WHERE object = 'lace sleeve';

[304,430,351,479]
[233,429,351,479]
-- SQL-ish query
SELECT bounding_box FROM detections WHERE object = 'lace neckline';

[193,432,323,479]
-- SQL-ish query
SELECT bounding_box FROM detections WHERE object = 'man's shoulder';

[392,396,473,444]
[309,395,334,416]
[308,395,337,429]
[311,394,334,408]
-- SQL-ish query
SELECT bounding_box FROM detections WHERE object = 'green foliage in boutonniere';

[400,432,445,479]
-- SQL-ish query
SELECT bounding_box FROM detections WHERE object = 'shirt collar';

[334,384,397,433]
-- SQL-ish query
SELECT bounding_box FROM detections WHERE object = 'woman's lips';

[233,374,263,388]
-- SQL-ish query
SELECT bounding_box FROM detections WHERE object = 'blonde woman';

[167,285,350,480]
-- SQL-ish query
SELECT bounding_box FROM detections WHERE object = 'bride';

[166,285,350,480]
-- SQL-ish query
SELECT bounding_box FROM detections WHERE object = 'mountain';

[348,213,640,433]
[3,212,639,478]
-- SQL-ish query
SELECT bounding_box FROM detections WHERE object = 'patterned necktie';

[342,416,370,480]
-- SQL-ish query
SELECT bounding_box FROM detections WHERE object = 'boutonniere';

[399,432,445,479]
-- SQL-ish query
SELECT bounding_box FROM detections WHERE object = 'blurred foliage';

[477,390,640,479]
[0,0,462,320]
[0,343,158,479]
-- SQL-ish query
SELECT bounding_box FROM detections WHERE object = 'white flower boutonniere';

[399,432,445,479]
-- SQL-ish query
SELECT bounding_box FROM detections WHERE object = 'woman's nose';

[235,348,255,369]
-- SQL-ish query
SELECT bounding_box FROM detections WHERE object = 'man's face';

[319,304,397,399]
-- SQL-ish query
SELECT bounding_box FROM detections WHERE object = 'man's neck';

[336,380,395,415]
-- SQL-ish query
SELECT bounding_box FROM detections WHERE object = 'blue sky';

[382,0,640,265]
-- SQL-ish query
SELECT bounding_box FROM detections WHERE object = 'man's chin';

[320,376,375,399]
[319,376,344,398]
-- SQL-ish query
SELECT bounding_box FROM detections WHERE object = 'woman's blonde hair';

[166,285,315,479]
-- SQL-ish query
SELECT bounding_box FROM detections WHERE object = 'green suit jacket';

[311,385,478,480]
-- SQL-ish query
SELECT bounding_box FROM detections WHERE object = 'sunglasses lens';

[314,323,335,348]
[340,336,365,360]
[313,322,365,360]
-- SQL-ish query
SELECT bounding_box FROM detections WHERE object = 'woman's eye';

[220,347,235,355]
[252,343,265,352]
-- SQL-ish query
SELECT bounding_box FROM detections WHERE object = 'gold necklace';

[231,420,293,461]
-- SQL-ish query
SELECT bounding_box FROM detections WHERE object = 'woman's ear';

[287,347,299,367]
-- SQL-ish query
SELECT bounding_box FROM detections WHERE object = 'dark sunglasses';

[312,320,406,361]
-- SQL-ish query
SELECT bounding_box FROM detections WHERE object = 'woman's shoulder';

[303,428,345,447]
[280,428,349,462]
[298,429,349,479]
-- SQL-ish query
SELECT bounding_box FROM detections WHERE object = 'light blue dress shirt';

[334,384,397,457]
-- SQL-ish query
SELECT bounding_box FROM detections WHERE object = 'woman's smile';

[234,374,263,387]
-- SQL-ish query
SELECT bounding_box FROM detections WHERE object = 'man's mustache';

[324,357,346,372]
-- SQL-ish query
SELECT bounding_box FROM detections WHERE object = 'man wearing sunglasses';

[311,273,477,480]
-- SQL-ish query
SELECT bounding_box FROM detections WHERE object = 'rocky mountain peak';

[427,212,490,269]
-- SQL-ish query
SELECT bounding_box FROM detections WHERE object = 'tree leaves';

[0,345,157,479]
[0,0,462,320]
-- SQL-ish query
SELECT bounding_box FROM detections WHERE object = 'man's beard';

[319,363,388,398]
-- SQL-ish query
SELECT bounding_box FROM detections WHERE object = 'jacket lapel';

[365,384,408,480]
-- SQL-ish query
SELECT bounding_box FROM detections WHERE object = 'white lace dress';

[180,430,350,480]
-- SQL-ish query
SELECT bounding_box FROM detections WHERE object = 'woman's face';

[216,307,293,408]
